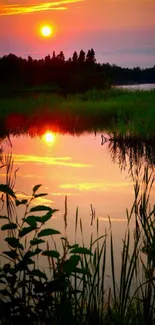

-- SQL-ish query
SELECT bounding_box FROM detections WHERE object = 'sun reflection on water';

[42,131,55,144]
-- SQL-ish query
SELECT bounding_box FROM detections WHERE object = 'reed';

[0,88,155,137]
[0,153,155,324]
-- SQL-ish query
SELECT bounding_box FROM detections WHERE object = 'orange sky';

[0,0,155,67]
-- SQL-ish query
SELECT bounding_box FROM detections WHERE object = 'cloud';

[99,217,127,222]
[60,182,133,192]
[0,0,83,16]
[12,154,92,168]
[16,192,54,204]
[17,173,42,179]
[52,192,76,196]
[16,193,32,199]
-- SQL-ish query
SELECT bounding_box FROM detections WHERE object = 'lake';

[0,99,155,323]
[117,83,155,90]
[1,130,155,273]
[0,83,155,283]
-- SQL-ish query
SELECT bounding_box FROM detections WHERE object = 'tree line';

[0,49,155,93]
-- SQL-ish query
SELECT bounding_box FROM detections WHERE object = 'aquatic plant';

[0,153,155,324]
[0,89,155,138]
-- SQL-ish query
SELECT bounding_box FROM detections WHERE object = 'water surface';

[118,83,155,90]
[1,132,154,244]
[1,130,155,281]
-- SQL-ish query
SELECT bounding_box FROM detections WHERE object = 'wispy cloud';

[17,173,42,179]
[0,0,83,16]
[16,192,54,205]
[60,182,133,192]
[52,192,76,196]
[99,217,127,222]
[12,154,92,168]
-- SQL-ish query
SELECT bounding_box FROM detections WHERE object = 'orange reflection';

[42,131,55,144]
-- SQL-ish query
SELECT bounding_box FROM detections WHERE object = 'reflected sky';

[1,130,155,273]
[2,132,135,232]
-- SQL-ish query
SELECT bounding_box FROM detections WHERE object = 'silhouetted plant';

[0,154,155,325]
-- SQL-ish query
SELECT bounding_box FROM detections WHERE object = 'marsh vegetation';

[0,88,155,139]
[0,151,155,325]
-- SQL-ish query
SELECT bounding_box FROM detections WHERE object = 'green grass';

[0,152,155,324]
[0,88,155,138]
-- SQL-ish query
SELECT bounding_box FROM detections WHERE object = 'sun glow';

[43,132,55,143]
[40,25,53,37]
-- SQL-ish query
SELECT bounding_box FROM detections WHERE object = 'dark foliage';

[0,50,154,95]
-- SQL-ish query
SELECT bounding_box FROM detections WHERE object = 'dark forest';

[0,49,155,94]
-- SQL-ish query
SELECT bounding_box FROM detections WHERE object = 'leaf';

[16,199,28,206]
[24,215,42,223]
[31,269,47,280]
[34,216,42,222]
[25,248,42,258]
[63,255,80,274]
[19,226,35,238]
[40,211,52,223]
[5,237,19,248]
[74,267,90,275]
[3,250,18,259]
[30,238,45,246]
[0,184,16,198]
[0,216,8,220]
[1,223,17,231]
[42,250,60,258]
[33,280,45,293]
[24,216,37,228]
[38,228,60,237]
[68,244,79,249]
[30,205,52,213]
[41,210,58,223]
[34,193,48,198]
[70,247,93,255]
[5,237,24,250]
[33,184,42,193]
[46,278,66,293]
[16,258,34,270]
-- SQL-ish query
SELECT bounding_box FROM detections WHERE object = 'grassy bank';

[0,154,155,324]
[0,88,155,138]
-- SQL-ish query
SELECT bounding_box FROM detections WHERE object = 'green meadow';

[0,88,155,137]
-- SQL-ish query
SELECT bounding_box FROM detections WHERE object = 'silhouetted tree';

[57,51,65,62]
[28,56,33,64]
[72,51,78,63]
[0,50,155,95]
[52,51,56,61]
[78,50,85,63]
[86,48,96,63]
[45,55,51,64]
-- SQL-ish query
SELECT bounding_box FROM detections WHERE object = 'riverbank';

[0,88,155,138]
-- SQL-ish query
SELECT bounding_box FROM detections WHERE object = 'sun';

[41,25,53,37]
[43,132,55,143]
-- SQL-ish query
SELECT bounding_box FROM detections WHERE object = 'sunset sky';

[0,0,155,67]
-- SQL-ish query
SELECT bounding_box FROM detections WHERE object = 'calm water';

[0,131,155,281]
[1,132,155,246]
[117,83,155,90]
